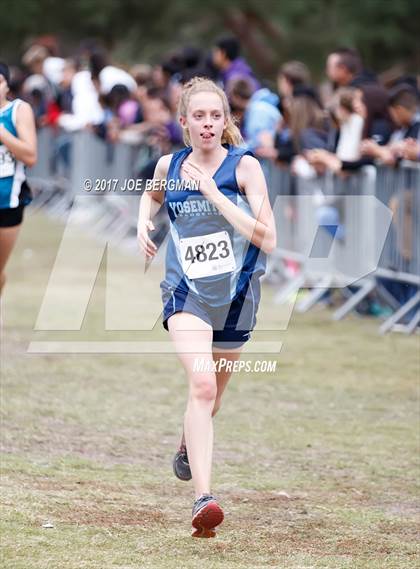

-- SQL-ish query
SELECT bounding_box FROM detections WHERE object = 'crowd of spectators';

[6,36,419,167]
[4,36,419,320]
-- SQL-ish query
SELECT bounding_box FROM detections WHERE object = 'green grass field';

[1,210,419,569]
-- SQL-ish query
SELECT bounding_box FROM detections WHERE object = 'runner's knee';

[190,375,217,403]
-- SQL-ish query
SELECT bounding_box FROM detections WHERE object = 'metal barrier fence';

[28,128,157,249]
[375,163,420,333]
[27,127,420,334]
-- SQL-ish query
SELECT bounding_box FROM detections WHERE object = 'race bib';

[179,230,236,279]
[0,144,15,178]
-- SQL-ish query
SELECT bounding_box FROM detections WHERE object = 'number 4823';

[185,240,230,263]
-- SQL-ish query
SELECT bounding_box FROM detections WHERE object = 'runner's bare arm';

[0,102,37,167]
[182,155,276,254]
[236,155,276,253]
[137,154,172,258]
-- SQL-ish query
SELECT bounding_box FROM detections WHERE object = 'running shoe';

[173,440,192,481]
[191,493,224,538]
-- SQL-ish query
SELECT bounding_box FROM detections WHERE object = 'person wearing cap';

[0,62,37,295]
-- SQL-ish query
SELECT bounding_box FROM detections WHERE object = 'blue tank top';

[0,99,31,209]
[161,144,266,307]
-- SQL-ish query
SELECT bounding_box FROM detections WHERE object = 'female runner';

[138,77,276,538]
[0,63,36,296]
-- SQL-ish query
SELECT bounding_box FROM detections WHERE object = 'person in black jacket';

[361,84,420,166]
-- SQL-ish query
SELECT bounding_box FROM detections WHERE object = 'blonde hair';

[178,76,243,146]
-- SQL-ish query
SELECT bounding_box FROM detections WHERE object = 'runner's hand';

[181,161,220,202]
[137,220,158,258]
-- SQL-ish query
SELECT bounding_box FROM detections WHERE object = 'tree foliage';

[1,0,419,79]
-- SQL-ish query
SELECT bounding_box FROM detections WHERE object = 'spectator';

[278,61,311,99]
[274,87,329,171]
[212,36,260,92]
[116,87,181,148]
[21,74,50,127]
[366,85,419,317]
[22,44,64,96]
[332,87,364,161]
[108,84,141,126]
[306,88,364,242]
[307,83,393,173]
[353,83,394,144]
[326,47,376,90]
[277,60,311,114]
[22,45,48,75]
[226,78,250,133]
[57,67,104,131]
[21,44,59,122]
[30,35,65,86]
[57,58,78,114]
[100,84,142,143]
[227,78,281,156]
[89,49,136,95]
[163,46,212,83]
[400,138,420,161]
[142,88,182,146]
[130,64,153,96]
[50,59,79,172]
[361,84,420,166]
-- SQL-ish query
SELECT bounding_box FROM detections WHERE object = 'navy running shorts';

[161,282,259,348]
[0,204,25,227]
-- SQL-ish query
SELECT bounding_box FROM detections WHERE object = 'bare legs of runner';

[168,312,242,499]
[0,225,21,296]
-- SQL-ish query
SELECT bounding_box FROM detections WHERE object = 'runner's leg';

[0,225,21,295]
[178,345,242,444]
[212,346,243,417]
[168,311,216,499]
